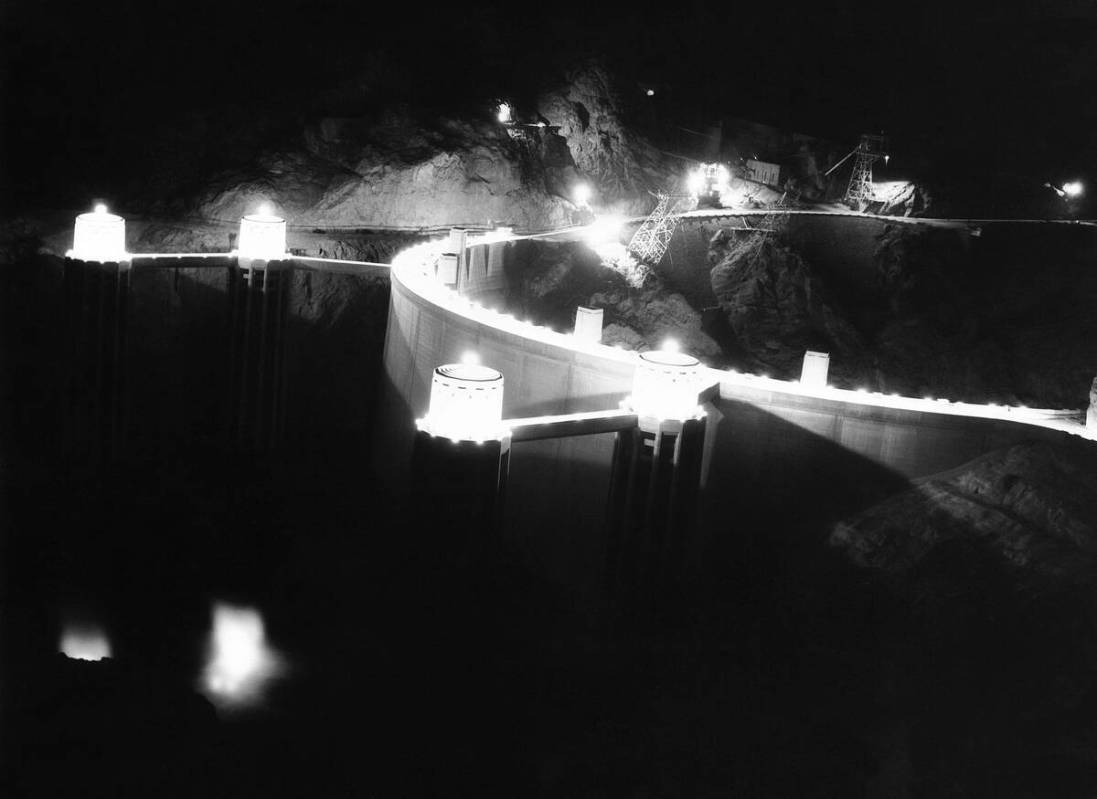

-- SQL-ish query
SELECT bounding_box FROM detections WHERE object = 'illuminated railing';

[59,200,1091,442]
[391,229,1090,441]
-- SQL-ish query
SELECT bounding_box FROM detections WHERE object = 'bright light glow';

[583,214,624,245]
[631,348,702,420]
[573,183,592,208]
[687,167,706,196]
[202,603,281,708]
[884,155,890,166]
[460,350,480,365]
[1063,181,1084,198]
[662,337,680,353]
[687,163,731,201]
[497,102,513,124]
[238,210,287,260]
[419,363,506,441]
[872,181,914,203]
[60,623,111,661]
[70,204,127,262]
[646,88,655,97]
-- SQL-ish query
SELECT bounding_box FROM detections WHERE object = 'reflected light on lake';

[201,602,282,709]
[59,624,111,661]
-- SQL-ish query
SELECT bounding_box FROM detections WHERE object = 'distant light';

[646,89,655,97]
[573,183,592,208]
[1063,181,1084,198]
[419,362,506,441]
[202,603,281,708]
[70,203,127,262]
[884,154,890,166]
[497,102,513,124]
[238,208,287,260]
[60,623,111,661]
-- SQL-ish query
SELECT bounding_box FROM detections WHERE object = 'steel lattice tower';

[627,193,690,265]
[845,134,889,207]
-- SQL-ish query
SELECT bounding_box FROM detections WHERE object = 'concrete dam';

[24,210,1093,604]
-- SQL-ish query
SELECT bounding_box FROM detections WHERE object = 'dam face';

[376,232,1082,600]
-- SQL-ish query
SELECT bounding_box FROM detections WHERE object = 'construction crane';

[627,192,693,265]
[824,134,890,209]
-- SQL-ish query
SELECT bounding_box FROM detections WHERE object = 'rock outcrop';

[829,439,1097,797]
[537,61,678,214]
[504,240,722,361]
[190,115,579,232]
[831,441,1097,575]
[708,225,866,377]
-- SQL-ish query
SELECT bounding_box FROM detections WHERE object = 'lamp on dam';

[608,342,711,602]
[412,359,512,549]
[418,363,506,442]
[629,345,704,421]
[69,203,127,262]
[238,206,287,260]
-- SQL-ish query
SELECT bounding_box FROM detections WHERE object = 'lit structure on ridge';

[687,163,731,208]
[418,362,507,441]
[629,344,703,421]
[70,203,127,262]
[237,206,287,260]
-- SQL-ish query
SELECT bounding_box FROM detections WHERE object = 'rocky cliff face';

[707,223,867,378]
[504,240,723,360]
[164,64,677,234]
[190,116,577,232]
[537,62,678,214]
[699,219,1097,407]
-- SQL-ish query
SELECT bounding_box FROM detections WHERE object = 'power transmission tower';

[845,134,889,207]
[627,193,691,265]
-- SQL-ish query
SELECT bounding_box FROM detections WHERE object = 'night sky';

[4,0,1097,208]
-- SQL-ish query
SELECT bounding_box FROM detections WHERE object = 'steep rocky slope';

[702,219,1097,408]
[504,240,723,360]
[152,63,678,235]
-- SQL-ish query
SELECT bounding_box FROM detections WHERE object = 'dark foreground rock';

[830,439,1097,797]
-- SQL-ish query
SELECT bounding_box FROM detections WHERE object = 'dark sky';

[4,0,1097,208]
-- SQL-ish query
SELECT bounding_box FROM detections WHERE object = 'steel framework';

[845,134,889,207]
[627,193,691,265]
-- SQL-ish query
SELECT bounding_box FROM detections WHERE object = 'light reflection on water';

[59,623,111,661]
[200,602,284,710]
